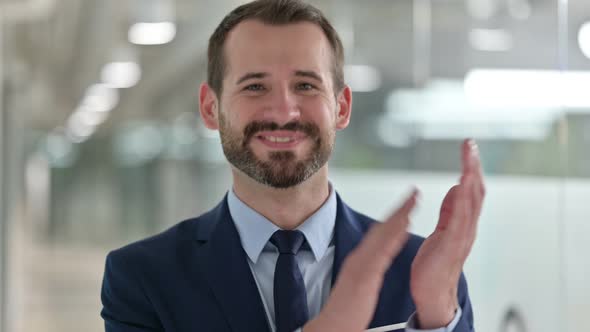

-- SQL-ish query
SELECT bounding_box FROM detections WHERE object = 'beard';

[218,112,334,189]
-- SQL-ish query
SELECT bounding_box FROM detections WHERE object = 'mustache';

[243,121,320,143]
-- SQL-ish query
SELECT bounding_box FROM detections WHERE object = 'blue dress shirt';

[227,186,461,332]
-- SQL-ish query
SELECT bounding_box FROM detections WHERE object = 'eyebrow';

[236,72,268,85]
[295,70,323,83]
[235,70,324,85]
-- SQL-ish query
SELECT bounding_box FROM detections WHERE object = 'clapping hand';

[303,139,485,332]
[410,139,485,328]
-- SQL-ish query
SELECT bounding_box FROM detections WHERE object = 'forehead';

[223,20,333,81]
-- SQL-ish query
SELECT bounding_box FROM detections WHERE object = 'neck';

[231,166,331,230]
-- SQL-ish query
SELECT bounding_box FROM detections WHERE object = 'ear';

[335,85,352,130]
[199,83,220,130]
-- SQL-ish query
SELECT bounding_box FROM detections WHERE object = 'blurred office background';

[1,0,589,331]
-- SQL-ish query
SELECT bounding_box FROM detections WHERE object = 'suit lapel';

[196,198,271,332]
[331,194,365,286]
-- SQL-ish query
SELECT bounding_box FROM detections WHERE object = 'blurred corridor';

[1,0,590,331]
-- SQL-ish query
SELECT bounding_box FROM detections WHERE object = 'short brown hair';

[207,0,345,97]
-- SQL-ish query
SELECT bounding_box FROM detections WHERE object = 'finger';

[466,140,485,222]
[348,225,409,279]
[447,176,471,236]
[458,139,485,220]
[320,191,417,332]
[455,174,481,255]
[472,147,486,198]
[461,139,482,182]
[357,189,418,269]
[385,188,419,223]
[468,140,485,194]
[460,138,473,178]
[372,190,416,251]
[468,172,484,237]
[436,185,459,231]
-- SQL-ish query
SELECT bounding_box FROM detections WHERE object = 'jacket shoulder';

[107,200,222,263]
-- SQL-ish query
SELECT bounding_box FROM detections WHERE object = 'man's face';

[214,20,349,188]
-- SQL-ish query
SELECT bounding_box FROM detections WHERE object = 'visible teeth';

[265,136,294,143]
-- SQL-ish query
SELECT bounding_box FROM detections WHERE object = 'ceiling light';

[81,84,119,112]
[578,22,590,59]
[469,29,513,52]
[101,61,142,88]
[128,22,176,45]
[65,115,96,143]
[73,106,110,126]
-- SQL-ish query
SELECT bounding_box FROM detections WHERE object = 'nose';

[264,84,301,126]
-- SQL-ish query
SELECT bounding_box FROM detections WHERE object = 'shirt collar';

[227,184,337,264]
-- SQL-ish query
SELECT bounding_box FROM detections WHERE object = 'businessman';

[100,0,485,331]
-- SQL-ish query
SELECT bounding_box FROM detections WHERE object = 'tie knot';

[270,230,306,255]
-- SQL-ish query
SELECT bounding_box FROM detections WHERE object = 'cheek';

[224,97,261,122]
[303,99,338,126]
[220,100,246,126]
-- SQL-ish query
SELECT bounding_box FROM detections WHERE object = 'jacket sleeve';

[451,272,475,332]
[404,272,474,332]
[101,250,164,332]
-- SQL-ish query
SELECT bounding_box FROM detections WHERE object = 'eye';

[243,84,265,92]
[296,82,316,91]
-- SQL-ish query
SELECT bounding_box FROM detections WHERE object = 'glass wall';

[1,0,589,331]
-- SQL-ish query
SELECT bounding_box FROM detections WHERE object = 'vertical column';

[0,12,6,332]
[412,0,431,87]
[557,1,570,332]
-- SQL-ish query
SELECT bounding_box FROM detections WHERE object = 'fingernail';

[469,140,478,155]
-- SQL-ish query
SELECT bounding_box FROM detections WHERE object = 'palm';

[409,139,484,314]
[411,187,465,300]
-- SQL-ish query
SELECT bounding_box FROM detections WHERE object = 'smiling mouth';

[259,135,297,143]
[254,132,307,148]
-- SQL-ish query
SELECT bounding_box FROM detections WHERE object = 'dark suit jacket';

[101,194,474,331]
